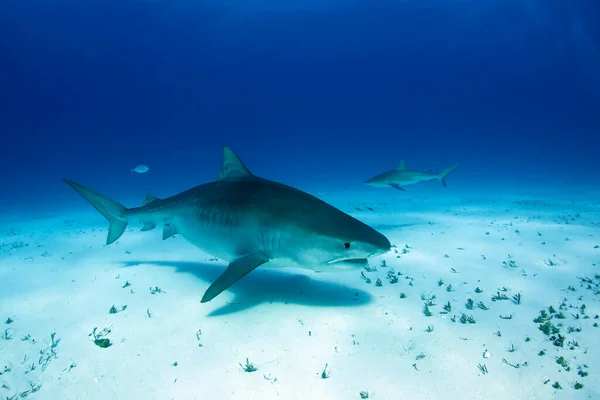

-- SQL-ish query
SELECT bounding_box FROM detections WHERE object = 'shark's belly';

[170,209,268,263]
[173,219,242,261]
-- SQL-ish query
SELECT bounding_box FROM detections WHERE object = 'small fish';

[131,165,150,174]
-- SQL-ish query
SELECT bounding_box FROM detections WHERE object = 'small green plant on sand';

[320,363,330,379]
[538,321,559,336]
[465,299,474,310]
[556,356,569,369]
[460,313,476,324]
[2,328,13,340]
[89,326,113,348]
[477,364,488,374]
[149,286,165,294]
[109,305,127,314]
[512,293,521,305]
[443,301,451,313]
[240,358,257,372]
[491,292,509,302]
[423,304,432,317]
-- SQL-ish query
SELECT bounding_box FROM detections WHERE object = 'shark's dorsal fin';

[396,160,407,170]
[218,147,253,180]
[142,194,160,206]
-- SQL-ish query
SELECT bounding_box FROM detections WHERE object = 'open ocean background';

[2,2,600,399]
[1,0,599,210]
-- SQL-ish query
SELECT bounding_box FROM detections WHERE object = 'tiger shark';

[63,147,391,303]
[365,160,459,191]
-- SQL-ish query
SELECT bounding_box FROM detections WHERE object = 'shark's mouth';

[327,258,369,265]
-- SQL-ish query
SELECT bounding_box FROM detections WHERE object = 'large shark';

[364,160,459,191]
[63,147,391,303]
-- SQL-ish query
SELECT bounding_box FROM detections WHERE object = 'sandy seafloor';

[1,188,599,400]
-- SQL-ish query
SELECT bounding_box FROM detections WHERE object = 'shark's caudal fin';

[438,163,460,187]
[62,179,129,245]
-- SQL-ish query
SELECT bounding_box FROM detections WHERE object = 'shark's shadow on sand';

[120,260,374,317]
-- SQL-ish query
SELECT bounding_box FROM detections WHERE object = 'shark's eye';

[344,242,351,249]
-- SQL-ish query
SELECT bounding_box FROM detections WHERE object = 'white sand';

[1,190,599,399]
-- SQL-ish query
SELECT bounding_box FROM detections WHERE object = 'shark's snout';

[373,231,392,256]
[364,176,386,187]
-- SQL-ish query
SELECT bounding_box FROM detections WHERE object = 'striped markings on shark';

[364,160,459,191]
[63,147,391,303]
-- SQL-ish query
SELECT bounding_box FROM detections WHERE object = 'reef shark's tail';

[62,179,129,245]
[439,163,460,187]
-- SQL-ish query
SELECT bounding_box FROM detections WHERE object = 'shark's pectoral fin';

[201,254,268,303]
[140,222,156,231]
[389,183,406,191]
[162,224,178,240]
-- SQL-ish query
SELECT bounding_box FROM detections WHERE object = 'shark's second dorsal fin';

[396,160,407,170]
[142,194,160,206]
[218,147,253,180]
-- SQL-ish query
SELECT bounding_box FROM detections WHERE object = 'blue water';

[1,0,599,214]
[1,3,600,398]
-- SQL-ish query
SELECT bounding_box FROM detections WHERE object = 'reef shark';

[364,160,459,191]
[63,147,391,303]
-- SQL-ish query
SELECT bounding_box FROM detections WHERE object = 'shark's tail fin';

[62,179,129,245]
[439,163,459,187]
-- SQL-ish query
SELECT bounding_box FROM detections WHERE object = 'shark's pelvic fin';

[142,194,160,206]
[201,253,268,303]
[396,160,407,170]
[389,183,406,191]
[162,224,178,240]
[439,163,460,187]
[218,147,254,180]
[62,179,129,245]
[141,222,156,231]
